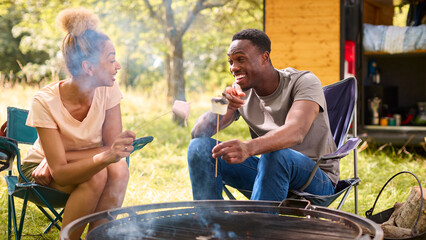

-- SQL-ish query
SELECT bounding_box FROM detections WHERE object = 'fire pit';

[61,200,383,239]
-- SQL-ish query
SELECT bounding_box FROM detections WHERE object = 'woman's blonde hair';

[56,8,110,77]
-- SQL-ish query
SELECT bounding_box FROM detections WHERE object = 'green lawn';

[1,84,425,239]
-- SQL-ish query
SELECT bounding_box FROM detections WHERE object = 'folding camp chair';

[1,106,153,239]
[223,77,361,213]
[1,107,69,240]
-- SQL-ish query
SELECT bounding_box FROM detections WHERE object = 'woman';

[20,8,135,239]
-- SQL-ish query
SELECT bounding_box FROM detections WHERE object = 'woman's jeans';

[187,137,335,201]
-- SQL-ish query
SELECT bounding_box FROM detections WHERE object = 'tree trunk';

[171,38,186,102]
[165,53,172,102]
[142,0,224,126]
[169,37,186,126]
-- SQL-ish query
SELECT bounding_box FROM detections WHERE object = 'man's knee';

[188,137,214,164]
[260,149,294,171]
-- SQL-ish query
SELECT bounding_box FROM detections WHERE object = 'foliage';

[394,4,411,27]
[0,85,425,239]
[0,0,263,95]
[0,1,51,84]
[183,0,263,92]
[0,0,95,86]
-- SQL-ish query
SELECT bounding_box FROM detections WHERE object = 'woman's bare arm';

[38,104,134,186]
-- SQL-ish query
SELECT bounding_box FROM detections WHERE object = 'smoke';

[194,210,238,239]
[104,221,145,239]
[211,223,237,239]
[187,138,225,200]
[96,208,240,239]
[191,112,222,138]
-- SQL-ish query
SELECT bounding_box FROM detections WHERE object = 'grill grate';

[62,200,383,240]
[88,211,359,239]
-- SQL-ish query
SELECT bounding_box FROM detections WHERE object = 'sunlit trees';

[0,0,263,123]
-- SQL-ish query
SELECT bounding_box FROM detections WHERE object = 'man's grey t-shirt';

[235,68,339,184]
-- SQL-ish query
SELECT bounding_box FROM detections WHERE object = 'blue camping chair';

[223,77,361,213]
[1,106,153,239]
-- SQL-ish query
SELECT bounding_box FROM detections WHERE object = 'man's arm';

[212,100,319,163]
[191,85,246,139]
[191,109,236,138]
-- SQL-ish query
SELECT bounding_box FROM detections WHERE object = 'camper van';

[264,0,426,145]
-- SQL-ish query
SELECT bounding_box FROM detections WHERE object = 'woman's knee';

[82,168,108,194]
[107,160,129,182]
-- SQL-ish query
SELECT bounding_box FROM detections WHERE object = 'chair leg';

[47,208,64,232]
[223,184,236,200]
[8,195,20,240]
[36,206,63,233]
[337,186,353,210]
[9,193,64,239]
[354,184,359,214]
[17,191,30,238]
[31,188,64,232]
[8,195,13,239]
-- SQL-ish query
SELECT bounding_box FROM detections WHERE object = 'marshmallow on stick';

[211,96,228,178]
[172,100,190,126]
[211,97,229,115]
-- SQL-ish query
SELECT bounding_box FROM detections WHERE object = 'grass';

[0,84,425,239]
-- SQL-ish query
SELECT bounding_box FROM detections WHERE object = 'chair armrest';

[321,138,362,160]
[0,137,18,172]
[298,137,362,192]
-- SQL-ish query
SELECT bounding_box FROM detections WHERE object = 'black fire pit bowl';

[62,199,383,240]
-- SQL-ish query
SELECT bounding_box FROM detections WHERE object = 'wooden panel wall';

[363,0,394,25]
[265,0,341,86]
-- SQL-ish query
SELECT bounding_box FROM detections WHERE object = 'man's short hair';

[232,29,271,54]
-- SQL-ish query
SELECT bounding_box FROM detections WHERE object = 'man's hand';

[212,139,250,164]
[222,85,245,111]
[32,158,52,185]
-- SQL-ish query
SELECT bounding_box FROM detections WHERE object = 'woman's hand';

[32,158,52,185]
[107,130,136,163]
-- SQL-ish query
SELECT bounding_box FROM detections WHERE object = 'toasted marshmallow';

[211,97,229,115]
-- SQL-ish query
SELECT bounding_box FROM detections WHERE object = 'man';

[188,29,337,201]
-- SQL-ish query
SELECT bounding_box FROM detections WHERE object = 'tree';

[0,0,94,86]
[0,0,263,110]
[0,1,50,85]
[142,0,226,122]
[93,0,262,95]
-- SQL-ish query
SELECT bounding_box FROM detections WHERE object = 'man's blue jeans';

[187,137,335,201]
